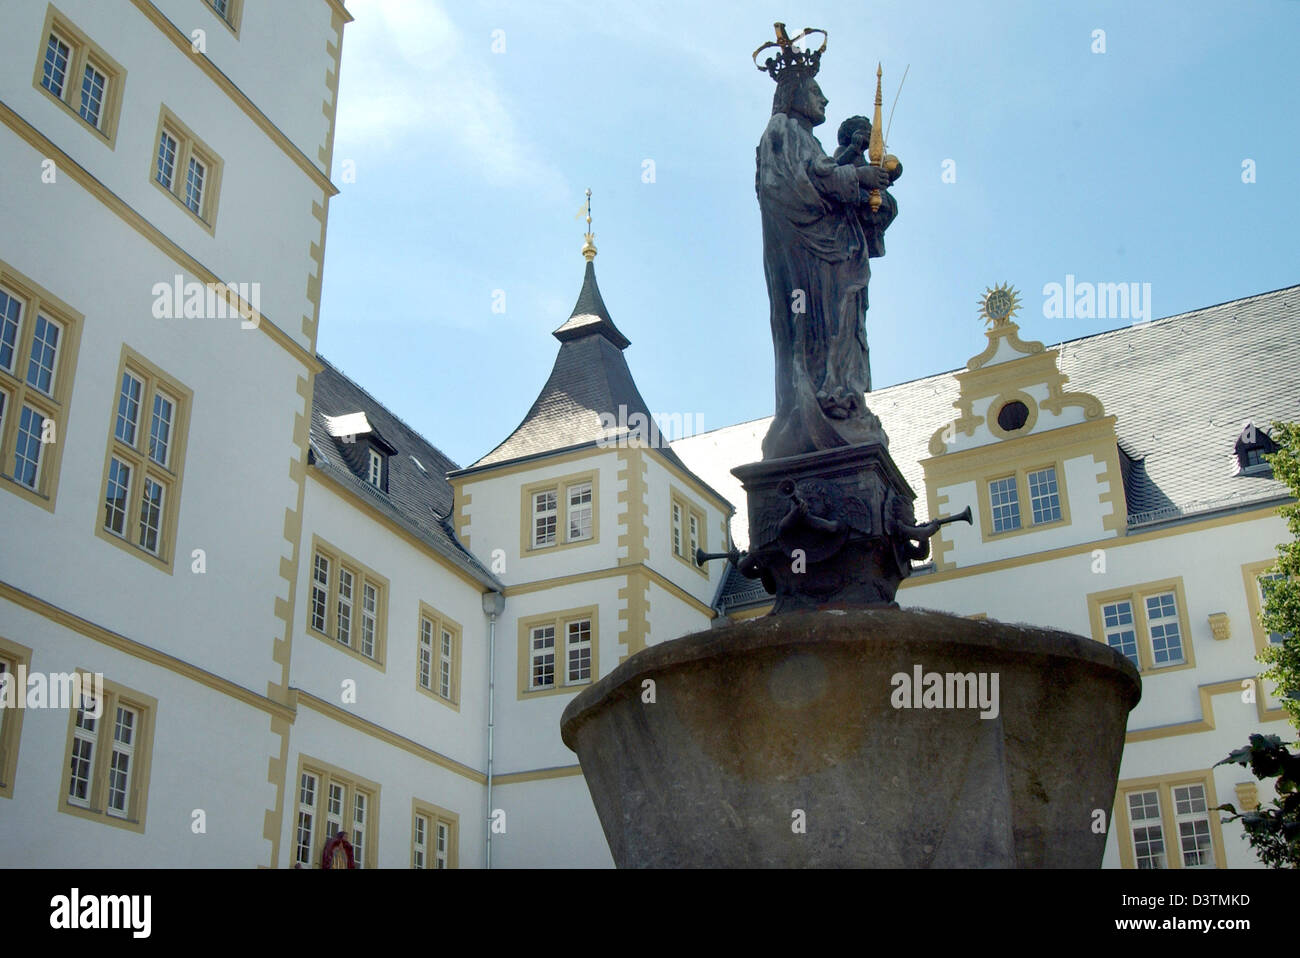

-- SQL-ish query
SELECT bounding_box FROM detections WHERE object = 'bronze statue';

[753,25,901,460]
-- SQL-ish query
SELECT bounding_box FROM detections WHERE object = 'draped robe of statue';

[756,110,890,460]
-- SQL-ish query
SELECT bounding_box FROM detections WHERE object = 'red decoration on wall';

[321,831,357,869]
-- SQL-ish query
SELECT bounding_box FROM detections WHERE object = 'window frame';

[1086,577,1196,674]
[305,535,389,670]
[32,4,128,148]
[57,673,156,833]
[0,260,83,513]
[292,755,379,869]
[201,0,243,37]
[94,347,192,573]
[519,470,600,555]
[669,486,708,576]
[977,460,1070,540]
[1241,559,1294,657]
[411,798,458,869]
[1113,771,1225,870]
[0,637,34,800]
[416,602,461,711]
[150,105,225,233]
[517,606,599,699]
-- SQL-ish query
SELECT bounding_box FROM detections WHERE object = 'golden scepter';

[867,63,901,213]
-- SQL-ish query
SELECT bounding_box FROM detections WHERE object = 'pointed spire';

[552,190,630,349]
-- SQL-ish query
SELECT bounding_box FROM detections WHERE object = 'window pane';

[336,569,353,645]
[531,625,555,688]
[184,156,206,215]
[568,481,592,541]
[419,618,433,689]
[156,131,178,189]
[1027,467,1061,524]
[360,583,377,658]
[989,476,1021,532]
[439,629,453,698]
[367,449,382,487]
[672,502,682,556]
[1145,592,1183,666]
[42,34,71,99]
[149,392,174,467]
[310,554,330,633]
[566,619,592,683]
[533,490,557,547]
[1102,600,1139,667]
[0,286,22,372]
[79,63,107,129]
[26,314,60,394]
[1128,790,1165,868]
[138,478,165,554]
[295,772,317,867]
[115,372,143,445]
[13,406,45,489]
[104,456,132,535]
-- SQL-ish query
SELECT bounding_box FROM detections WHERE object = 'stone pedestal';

[560,608,1141,868]
[731,443,917,611]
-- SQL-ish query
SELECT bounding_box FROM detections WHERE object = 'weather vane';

[581,187,596,261]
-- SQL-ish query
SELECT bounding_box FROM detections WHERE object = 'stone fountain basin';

[560,607,1141,868]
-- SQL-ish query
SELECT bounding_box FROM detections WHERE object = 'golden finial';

[868,64,885,212]
[581,187,597,261]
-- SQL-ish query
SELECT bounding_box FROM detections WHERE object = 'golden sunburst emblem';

[978,283,1021,327]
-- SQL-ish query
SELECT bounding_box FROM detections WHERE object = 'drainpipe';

[481,590,505,869]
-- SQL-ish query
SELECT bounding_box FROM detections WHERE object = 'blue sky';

[317,0,1300,468]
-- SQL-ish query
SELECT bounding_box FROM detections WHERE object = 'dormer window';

[1235,422,1278,476]
[322,411,395,494]
[367,449,382,488]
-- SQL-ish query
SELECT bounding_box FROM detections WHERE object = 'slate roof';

[671,284,1300,612]
[459,261,723,501]
[308,356,502,591]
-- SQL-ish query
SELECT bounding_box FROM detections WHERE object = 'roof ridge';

[316,353,462,472]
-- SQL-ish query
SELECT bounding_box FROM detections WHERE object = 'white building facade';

[1,0,1295,871]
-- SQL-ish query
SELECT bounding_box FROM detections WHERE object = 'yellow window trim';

[0,259,83,514]
[93,346,192,574]
[411,797,459,868]
[1113,769,1226,870]
[1240,558,1291,657]
[56,671,157,834]
[149,104,225,235]
[306,534,389,671]
[416,601,461,711]
[977,459,1071,543]
[1086,576,1197,675]
[200,0,243,38]
[293,753,380,868]
[669,485,708,577]
[32,4,128,149]
[518,469,600,556]
[0,636,34,799]
[516,605,599,699]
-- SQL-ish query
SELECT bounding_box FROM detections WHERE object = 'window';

[33,6,127,145]
[412,799,458,869]
[95,349,191,570]
[520,471,599,553]
[293,757,378,868]
[0,638,33,799]
[1242,560,1295,656]
[977,463,1070,539]
[367,448,382,488]
[1235,423,1278,476]
[518,607,599,698]
[0,261,83,512]
[151,106,224,230]
[417,603,461,708]
[59,675,156,832]
[988,475,1020,532]
[1088,579,1194,673]
[306,537,388,668]
[1115,773,1224,870]
[202,0,243,35]
[670,488,708,573]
